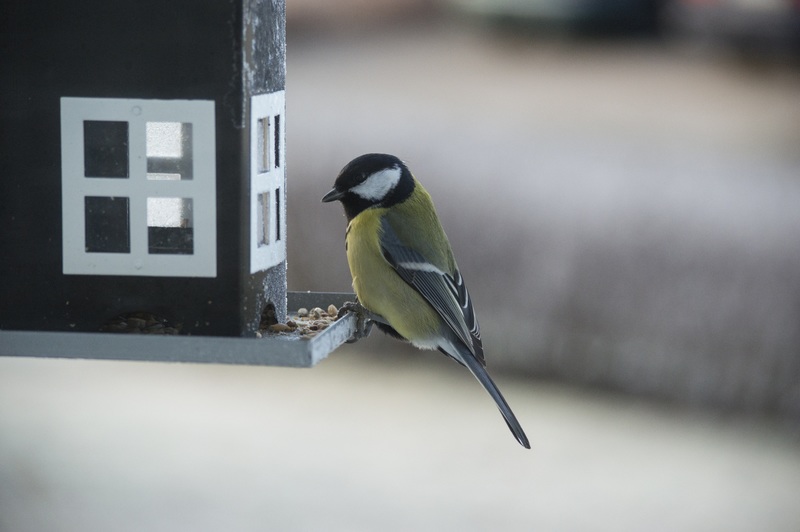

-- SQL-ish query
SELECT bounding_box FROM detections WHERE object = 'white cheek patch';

[351,166,402,201]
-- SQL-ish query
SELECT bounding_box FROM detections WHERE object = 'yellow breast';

[345,208,441,344]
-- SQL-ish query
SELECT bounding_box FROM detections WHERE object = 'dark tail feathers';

[459,349,530,449]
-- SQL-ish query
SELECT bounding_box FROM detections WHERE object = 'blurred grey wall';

[284,6,800,421]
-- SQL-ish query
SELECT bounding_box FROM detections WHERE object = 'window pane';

[274,114,280,168]
[146,122,183,157]
[84,121,129,178]
[147,122,193,180]
[257,117,270,174]
[257,191,269,247]
[85,196,130,253]
[147,197,193,255]
[275,187,281,241]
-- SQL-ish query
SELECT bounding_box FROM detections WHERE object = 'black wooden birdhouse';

[0,0,355,365]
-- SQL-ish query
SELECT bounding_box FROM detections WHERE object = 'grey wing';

[380,218,484,364]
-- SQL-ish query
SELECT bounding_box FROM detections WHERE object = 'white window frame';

[249,90,286,274]
[61,97,217,277]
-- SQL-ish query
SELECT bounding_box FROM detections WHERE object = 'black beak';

[321,188,344,203]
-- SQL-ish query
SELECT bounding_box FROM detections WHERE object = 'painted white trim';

[60,97,217,277]
[249,90,286,274]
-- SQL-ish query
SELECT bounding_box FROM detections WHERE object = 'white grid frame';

[61,97,217,277]
[249,90,286,274]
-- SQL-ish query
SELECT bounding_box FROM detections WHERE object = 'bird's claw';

[337,301,374,343]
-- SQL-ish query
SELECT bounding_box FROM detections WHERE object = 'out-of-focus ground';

[3,5,800,532]
[1,353,800,532]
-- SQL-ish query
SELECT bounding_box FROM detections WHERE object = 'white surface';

[250,90,287,273]
[0,345,798,532]
[61,97,217,277]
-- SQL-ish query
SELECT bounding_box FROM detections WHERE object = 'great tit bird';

[322,153,530,449]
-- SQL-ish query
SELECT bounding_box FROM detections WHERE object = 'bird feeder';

[0,0,356,366]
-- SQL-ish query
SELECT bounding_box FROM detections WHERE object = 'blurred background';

[2,1,800,530]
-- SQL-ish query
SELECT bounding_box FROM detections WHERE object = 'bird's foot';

[337,301,375,343]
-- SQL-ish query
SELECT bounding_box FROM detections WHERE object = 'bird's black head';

[322,153,415,220]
